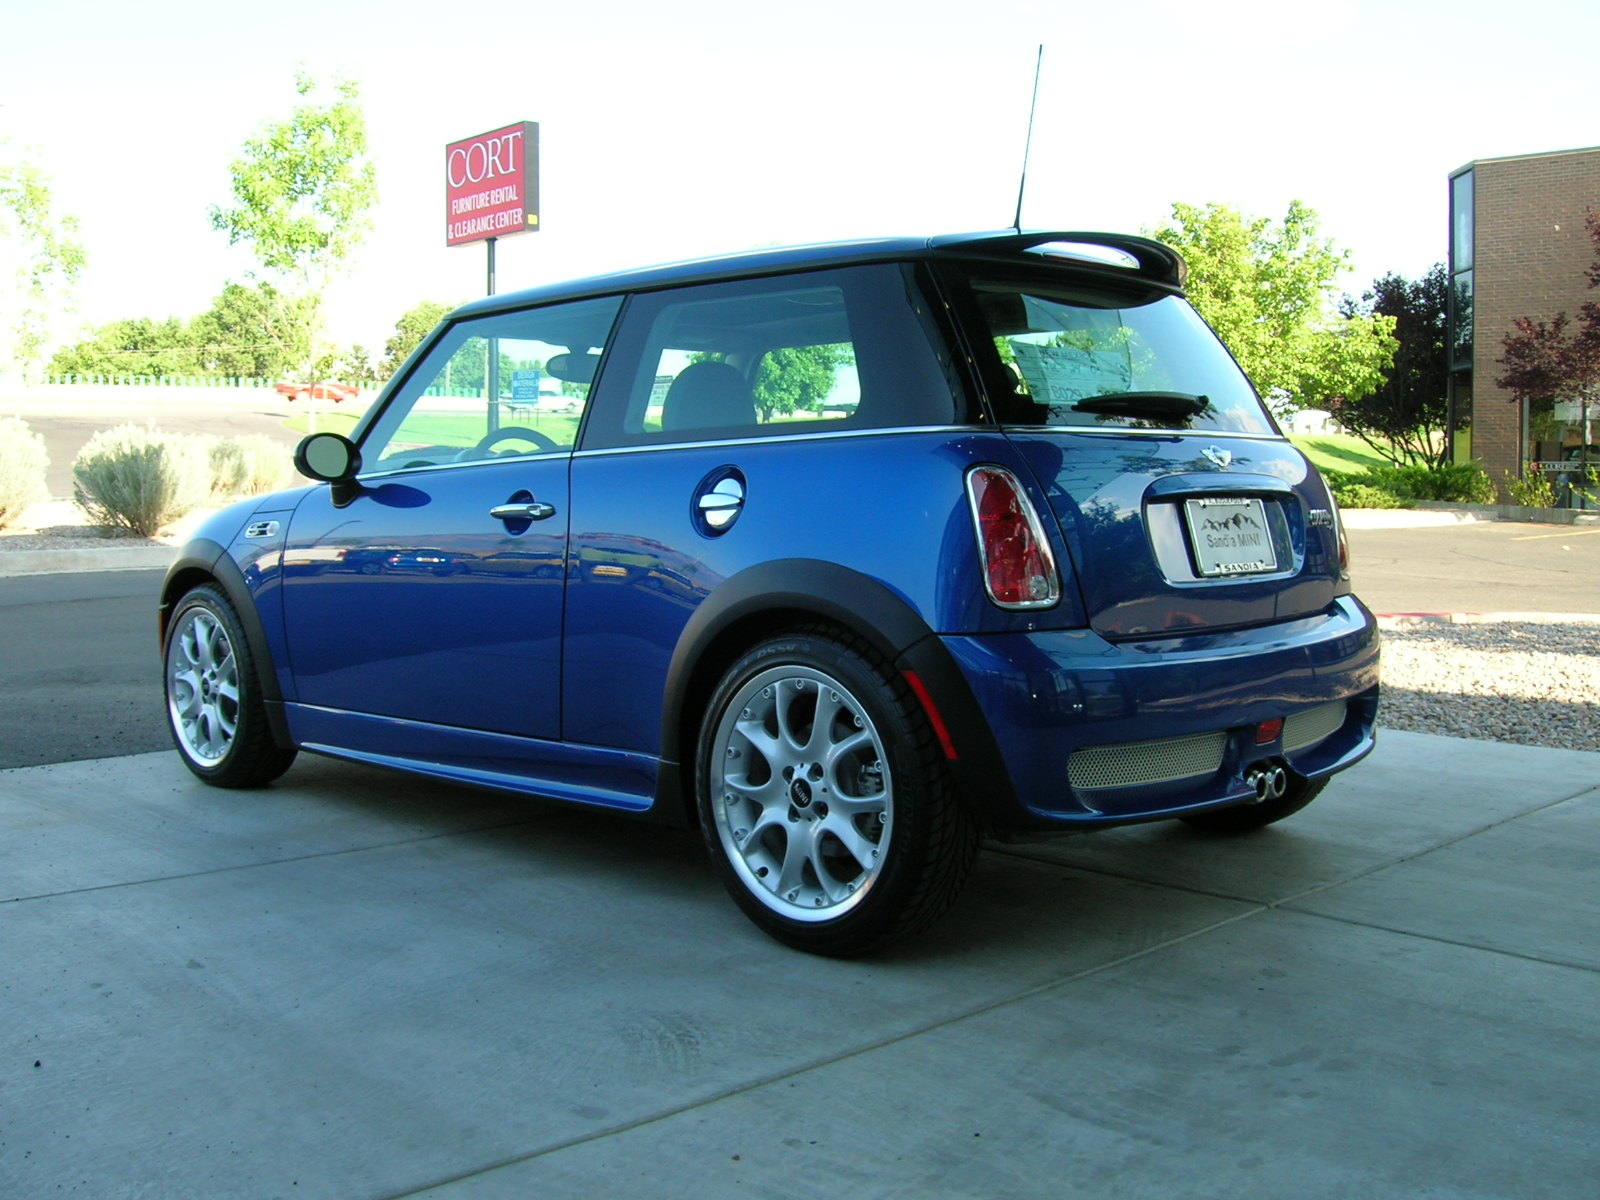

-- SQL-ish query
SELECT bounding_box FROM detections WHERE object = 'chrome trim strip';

[351,424,1293,478]
[572,425,981,458]
[997,426,1288,442]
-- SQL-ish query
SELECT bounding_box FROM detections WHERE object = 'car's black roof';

[451,230,1186,321]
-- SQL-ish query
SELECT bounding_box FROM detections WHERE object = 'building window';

[1448,169,1474,373]
[1451,170,1474,271]
[1450,372,1474,464]
[1449,271,1474,371]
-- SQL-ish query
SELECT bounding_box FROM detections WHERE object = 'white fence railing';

[40,374,366,389]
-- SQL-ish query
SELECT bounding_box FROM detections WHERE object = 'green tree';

[338,344,377,383]
[189,281,307,378]
[49,316,200,378]
[444,338,517,394]
[751,344,850,421]
[208,70,378,379]
[1333,265,1450,466]
[48,282,307,380]
[381,300,454,376]
[1152,200,1396,415]
[1,142,87,384]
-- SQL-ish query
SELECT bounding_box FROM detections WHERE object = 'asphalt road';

[1347,519,1600,615]
[0,568,169,768]
[1,521,1595,772]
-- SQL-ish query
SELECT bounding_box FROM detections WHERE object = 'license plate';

[1183,497,1277,577]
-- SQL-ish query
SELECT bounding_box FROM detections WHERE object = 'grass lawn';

[285,410,365,438]
[1289,433,1388,475]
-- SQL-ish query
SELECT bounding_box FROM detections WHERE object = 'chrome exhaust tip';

[1246,761,1289,804]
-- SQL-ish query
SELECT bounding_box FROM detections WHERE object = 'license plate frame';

[1183,496,1278,578]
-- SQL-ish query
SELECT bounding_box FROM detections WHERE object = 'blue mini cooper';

[160,231,1380,955]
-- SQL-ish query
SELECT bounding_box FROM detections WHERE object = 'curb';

[0,546,178,578]
[1376,612,1600,629]
[1342,509,1490,529]
[1343,504,1600,529]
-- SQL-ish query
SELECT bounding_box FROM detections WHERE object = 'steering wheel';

[459,426,560,459]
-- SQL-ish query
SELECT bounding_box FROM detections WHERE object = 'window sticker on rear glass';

[1011,341,1132,406]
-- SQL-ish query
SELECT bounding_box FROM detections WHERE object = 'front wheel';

[697,630,978,956]
[163,584,297,788]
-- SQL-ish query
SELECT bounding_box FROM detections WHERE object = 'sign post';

[445,121,539,430]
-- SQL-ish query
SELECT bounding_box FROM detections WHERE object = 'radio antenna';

[1012,44,1044,232]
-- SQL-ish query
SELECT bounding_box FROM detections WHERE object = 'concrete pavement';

[3,731,1598,1198]
[4,501,1597,1196]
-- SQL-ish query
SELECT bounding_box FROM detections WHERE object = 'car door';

[278,296,622,742]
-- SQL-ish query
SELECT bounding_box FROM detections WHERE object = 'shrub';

[0,417,50,531]
[72,425,212,536]
[1503,470,1556,508]
[210,434,291,499]
[1323,461,1494,508]
[1373,461,1495,504]
[1325,472,1411,509]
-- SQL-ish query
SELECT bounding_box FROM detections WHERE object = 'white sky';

[3,0,1598,355]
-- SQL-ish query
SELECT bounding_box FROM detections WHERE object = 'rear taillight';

[965,465,1060,610]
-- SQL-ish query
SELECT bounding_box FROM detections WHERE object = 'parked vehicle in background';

[160,231,1380,955]
[274,382,361,403]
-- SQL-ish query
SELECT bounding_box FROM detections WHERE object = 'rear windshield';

[961,276,1275,435]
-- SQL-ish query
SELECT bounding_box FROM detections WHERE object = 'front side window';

[582,264,962,448]
[960,274,1274,435]
[361,295,622,472]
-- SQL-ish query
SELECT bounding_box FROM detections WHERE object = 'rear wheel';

[697,630,978,956]
[163,584,297,788]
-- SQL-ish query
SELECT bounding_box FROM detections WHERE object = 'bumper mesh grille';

[1283,701,1347,753]
[1069,731,1227,791]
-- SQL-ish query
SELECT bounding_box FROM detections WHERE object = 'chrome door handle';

[696,475,745,531]
[490,501,557,522]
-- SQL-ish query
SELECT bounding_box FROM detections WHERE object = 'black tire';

[162,584,297,788]
[696,628,979,956]
[1180,775,1326,833]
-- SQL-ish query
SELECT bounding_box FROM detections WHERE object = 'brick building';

[1448,145,1600,493]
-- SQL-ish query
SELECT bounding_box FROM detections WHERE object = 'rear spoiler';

[928,231,1187,292]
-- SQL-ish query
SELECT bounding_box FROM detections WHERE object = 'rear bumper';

[941,596,1380,829]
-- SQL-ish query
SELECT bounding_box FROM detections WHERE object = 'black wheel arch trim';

[656,557,1019,831]
[159,540,295,751]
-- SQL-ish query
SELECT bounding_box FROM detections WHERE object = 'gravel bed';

[1378,618,1600,753]
[0,500,197,551]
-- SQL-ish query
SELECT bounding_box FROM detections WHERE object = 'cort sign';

[445,121,539,247]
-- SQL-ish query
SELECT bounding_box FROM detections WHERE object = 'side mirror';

[294,432,362,482]
[294,432,363,507]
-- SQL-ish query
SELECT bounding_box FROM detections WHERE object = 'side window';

[641,334,860,436]
[582,265,962,448]
[361,295,622,472]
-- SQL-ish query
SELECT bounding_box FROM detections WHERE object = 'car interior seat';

[661,361,757,432]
